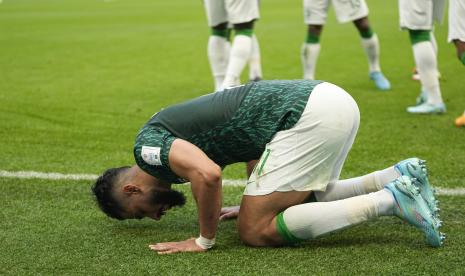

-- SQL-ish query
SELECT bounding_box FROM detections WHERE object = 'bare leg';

[237,188,393,246]
[238,191,311,246]
[208,22,230,91]
[222,20,255,89]
[453,39,465,62]
[246,160,258,177]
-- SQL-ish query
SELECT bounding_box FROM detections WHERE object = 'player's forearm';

[190,173,222,239]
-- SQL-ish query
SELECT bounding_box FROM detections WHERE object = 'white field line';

[0,170,99,181]
[1,170,464,196]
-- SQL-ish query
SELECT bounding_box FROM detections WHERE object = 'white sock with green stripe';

[208,35,231,91]
[314,166,400,202]
[276,190,394,243]
[248,35,262,81]
[361,33,381,73]
[413,41,443,105]
[222,34,252,89]
[301,43,320,80]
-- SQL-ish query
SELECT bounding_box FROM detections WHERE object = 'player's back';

[141,80,322,166]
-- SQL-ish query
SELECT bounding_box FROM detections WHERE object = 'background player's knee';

[233,20,255,37]
[453,40,465,65]
[353,17,373,39]
[408,29,431,45]
[306,25,323,43]
[211,22,230,39]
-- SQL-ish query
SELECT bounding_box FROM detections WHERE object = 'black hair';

[91,166,130,220]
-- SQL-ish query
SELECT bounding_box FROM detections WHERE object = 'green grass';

[0,0,464,274]
[1,178,465,275]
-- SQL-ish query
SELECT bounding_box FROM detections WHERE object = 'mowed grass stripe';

[1,169,464,196]
[1,177,465,275]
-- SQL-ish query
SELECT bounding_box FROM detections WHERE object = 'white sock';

[207,36,230,91]
[301,43,321,80]
[222,35,252,89]
[420,33,439,93]
[430,32,438,56]
[429,33,442,79]
[361,34,381,73]
[314,166,400,202]
[413,41,443,105]
[248,35,262,80]
[280,190,394,241]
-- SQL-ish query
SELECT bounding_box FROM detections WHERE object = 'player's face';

[122,188,186,220]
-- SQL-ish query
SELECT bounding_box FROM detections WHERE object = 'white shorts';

[448,0,465,42]
[303,0,369,25]
[203,0,260,27]
[398,0,445,30]
[243,82,360,196]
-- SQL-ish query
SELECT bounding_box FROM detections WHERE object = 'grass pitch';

[1,179,465,275]
[1,0,464,274]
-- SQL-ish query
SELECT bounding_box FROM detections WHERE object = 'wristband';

[195,235,216,249]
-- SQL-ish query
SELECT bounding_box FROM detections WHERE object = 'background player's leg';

[430,31,439,58]
[248,34,263,81]
[208,23,231,91]
[353,17,390,90]
[449,0,465,125]
[453,39,465,65]
[222,21,254,89]
[453,40,465,126]
[413,32,440,82]
[301,25,322,80]
[407,30,446,114]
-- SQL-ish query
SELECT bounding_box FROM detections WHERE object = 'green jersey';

[134,80,322,183]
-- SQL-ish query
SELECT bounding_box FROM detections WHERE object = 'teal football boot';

[385,176,445,247]
[369,71,391,91]
[395,158,439,215]
[407,102,446,114]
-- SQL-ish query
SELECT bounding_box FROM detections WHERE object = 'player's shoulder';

[253,79,323,90]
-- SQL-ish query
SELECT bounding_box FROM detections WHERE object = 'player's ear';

[122,184,142,195]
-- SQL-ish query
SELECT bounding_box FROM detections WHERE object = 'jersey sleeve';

[133,125,186,184]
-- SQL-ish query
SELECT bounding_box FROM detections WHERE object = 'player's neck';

[130,165,170,190]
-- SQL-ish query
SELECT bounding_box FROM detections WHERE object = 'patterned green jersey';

[134,80,322,183]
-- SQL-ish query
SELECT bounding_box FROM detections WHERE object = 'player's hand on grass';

[149,238,206,255]
[219,206,240,220]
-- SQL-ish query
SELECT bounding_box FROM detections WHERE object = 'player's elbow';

[205,164,222,185]
[193,164,222,186]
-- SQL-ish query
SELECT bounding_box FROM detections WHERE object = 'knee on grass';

[238,219,282,247]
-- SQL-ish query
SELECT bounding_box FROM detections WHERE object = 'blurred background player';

[204,0,262,91]
[399,0,446,114]
[301,0,391,91]
[449,0,465,127]
[411,33,440,81]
